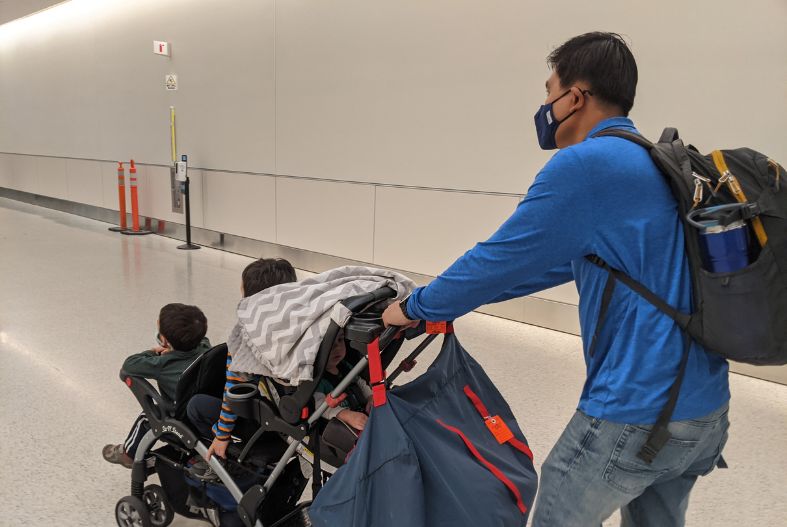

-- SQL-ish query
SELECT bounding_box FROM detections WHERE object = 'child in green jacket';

[103,303,210,468]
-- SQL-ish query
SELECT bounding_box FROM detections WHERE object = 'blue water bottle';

[687,204,752,273]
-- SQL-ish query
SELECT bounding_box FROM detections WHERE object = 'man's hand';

[382,302,419,328]
[205,437,229,461]
[337,410,368,431]
[151,345,169,355]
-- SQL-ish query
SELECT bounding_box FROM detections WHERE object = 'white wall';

[0,0,64,26]
[1,0,786,313]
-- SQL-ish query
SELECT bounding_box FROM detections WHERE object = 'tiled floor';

[1,197,785,526]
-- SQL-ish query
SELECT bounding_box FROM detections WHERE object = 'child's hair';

[242,258,297,297]
[158,303,208,351]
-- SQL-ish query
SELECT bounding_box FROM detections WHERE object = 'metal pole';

[177,175,200,250]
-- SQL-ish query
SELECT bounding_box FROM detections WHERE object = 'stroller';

[115,341,308,527]
[116,284,536,526]
[115,286,417,527]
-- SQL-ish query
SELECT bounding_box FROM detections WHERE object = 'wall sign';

[154,41,170,56]
[165,74,178,91]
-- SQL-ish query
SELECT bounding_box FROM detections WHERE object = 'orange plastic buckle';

[426,321,454,334]
[325,393,347,409]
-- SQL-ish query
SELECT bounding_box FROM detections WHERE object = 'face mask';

[533,89,590,150]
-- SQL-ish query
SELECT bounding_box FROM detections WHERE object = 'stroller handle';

[379,325,401,350]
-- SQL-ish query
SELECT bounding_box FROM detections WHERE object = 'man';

[382,32,729,527]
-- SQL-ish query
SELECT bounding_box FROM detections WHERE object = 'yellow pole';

[170,106,177,164]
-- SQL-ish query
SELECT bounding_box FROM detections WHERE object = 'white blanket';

[228,266,415,384]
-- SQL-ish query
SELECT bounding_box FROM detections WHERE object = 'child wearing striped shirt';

[186,258,298,461]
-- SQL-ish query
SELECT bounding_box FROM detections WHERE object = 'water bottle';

[687,204,752,273]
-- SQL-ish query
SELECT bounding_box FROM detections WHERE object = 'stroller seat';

[120,343,228,451]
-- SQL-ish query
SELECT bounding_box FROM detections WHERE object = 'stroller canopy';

[228,266,415,384]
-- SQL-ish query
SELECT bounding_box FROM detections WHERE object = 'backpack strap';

[639,332,691,464]
[710,150,769,247]
[585,255,693,464]
[588,273,617,358]
[593,128,654,149]
[659,127,680,143]
[585,255,691,330]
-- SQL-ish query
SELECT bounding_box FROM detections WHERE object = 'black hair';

[158,303,208,351]
[242,258,297,297]
[547,32,638,116]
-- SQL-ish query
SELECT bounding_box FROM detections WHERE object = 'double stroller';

[115,286,422,527]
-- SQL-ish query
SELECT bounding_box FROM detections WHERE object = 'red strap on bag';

[463,385,534,461]
[437,419,527,514]
[367,338,387,407]
[426,321,454,334]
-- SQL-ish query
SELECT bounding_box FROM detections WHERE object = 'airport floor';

[1,196,786,527]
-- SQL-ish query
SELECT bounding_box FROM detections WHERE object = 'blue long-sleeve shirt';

[407,117,729,424]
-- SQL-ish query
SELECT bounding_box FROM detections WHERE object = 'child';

[103,303,210,468]
[186,258,298,461]
[313,332,372,432]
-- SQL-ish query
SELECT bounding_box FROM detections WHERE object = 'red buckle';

[301,407,310,420]
[325,393,347,408]
[426,321,454,334]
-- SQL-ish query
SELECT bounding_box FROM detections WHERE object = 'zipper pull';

[692,178,704,210]
[713,170,731,194]
[692,171,715,196]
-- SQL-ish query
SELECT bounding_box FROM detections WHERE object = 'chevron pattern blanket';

[227,266,415,384]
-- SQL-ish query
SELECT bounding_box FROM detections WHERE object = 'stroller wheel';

[143,484,174,527]
[115,495,152,527]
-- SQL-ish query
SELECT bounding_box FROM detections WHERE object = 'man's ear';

[568,86,587,112]
[160,334,172,349]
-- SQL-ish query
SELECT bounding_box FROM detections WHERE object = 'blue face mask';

[533,89,591,150]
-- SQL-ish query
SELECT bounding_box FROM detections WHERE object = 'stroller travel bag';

[310,332,538,526]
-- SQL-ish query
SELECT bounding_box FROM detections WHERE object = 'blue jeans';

[531,403,729,527]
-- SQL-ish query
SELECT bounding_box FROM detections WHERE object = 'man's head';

[537,32,638,149]
[158,303,208,352]
[241,258,297,298]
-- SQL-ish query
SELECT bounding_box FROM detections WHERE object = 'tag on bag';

[486,416,514,444]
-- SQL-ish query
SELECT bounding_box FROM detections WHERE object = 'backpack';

[588,127,787,462]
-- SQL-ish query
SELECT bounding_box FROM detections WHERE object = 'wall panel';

[373,186,520,275]
[35,156,67,199]
[276,178,375,262]
[9,154,36,193]
[203,171,276,243]
[0,153,11,187]
[65,159,103,207]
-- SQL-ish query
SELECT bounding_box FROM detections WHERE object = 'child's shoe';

[102,444,133,469]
